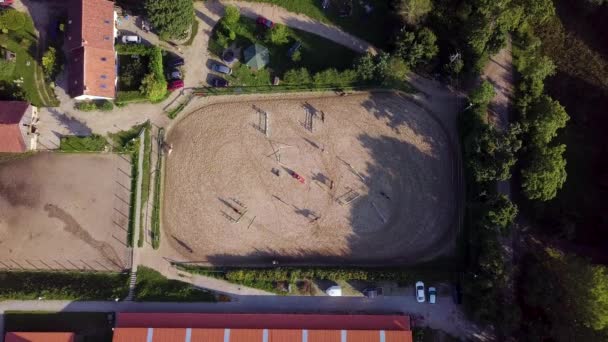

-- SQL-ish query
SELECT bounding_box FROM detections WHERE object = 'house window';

[104,36,110,40]
[104,19,110,24]
[101,57,107,61]
[101,75,107,79]
[100,84,107,89]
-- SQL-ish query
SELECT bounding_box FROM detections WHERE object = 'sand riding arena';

[163,92,459,266]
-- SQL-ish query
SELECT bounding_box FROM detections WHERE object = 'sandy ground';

[163,93,457,266]
[0,153,131,271]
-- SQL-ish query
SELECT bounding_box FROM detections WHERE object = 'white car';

[121,35,141,44]
[325,285,342,297]
[428,286,436,304]
[415,281,425,303]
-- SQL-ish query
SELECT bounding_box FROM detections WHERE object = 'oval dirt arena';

[163,93,459,266]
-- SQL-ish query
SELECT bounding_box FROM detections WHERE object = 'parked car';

[0,0,14,7]
[212,77,229,87]
[167,70,182,80]
[428,287,437,304]
[169,57,185,68]
[256,16,275,29]
[121,35,141,44]
[167,79,184,91]
[211,63,232,75]
[222,50,235,63]
[287,41,302,58]
[325,285,342,297]
[415,281,425,303]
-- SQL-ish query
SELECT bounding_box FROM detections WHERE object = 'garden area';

[209,7,360,89]
[239,0,395,48]
[0,8,57,107]
[115,44,167,106]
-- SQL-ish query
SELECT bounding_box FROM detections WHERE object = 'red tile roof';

[0,101,29,152]
[116,313,411,331]
[113,313,413,342]
[67,0,116,98]
[5,332,75,342]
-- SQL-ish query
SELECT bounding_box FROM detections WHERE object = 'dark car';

[212,78,229,87]
[256,16,275,29]
[170,57,184,68]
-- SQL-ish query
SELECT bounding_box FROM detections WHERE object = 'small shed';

[243,43,270,70]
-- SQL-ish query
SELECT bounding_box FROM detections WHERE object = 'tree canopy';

[395,0,432,26]
[528,95,569,146]
[394,27,438,67]
[470,80,495,106]
[144,0,193,40]
[522,144,567,201]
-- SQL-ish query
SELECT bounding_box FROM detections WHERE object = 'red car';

[167,79,184,91]
[0,0,14,6]
[256,16,274,29]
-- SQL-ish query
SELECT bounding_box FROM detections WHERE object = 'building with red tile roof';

[4,332,75,342]
[66,0,117,100]
[0,101,38,152]
[113,313,413,342]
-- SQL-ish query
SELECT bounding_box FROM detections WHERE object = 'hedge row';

[115,91,148,106]
[0,271,129,300]
[74,100,113,112]
[115,43,151,55]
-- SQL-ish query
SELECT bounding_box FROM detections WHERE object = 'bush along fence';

[177,264,455,294]
[150,128,164,249]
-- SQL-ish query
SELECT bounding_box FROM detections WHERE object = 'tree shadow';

[46,108,92,136]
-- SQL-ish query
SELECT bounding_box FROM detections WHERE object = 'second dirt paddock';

[164,92,459,266]
[0,153,131,271]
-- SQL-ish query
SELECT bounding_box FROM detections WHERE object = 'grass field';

[0,9,57,106]
[239,0,395,48]
[4,312,114,342]
[134,266,216,302]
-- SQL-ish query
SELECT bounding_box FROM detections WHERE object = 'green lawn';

[58,135,108,152]
[0,271,129,300]
[0,9,57,106]
[134,266,216,302]
[4,312,114,342]
[240,0,394,48]
[210,17,360,86]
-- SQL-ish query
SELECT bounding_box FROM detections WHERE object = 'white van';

[121,35,141,44]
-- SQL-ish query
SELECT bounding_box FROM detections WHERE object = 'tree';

[483,194,518,234]
[385,56,409,84]
[522,144,567,201]
[470,80,495,106]
[291,50,301,62]
[144,0,193,40]
[266,24,290,45]
[140,73,167,102]
[0,80,25,101]
[395,27,438,67]
[516,52,556,100]
[522,249,608,340]
[528,95,569,146]
[354,53,376,82]
[223,5,240,27]
[520,0,555,25]
[395,0,432,26]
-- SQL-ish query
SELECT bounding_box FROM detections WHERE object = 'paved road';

[0,295,492,340]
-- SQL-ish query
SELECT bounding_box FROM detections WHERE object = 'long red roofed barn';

[113,313,413,342]
[66,0,117,100]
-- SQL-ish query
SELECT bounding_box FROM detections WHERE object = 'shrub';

[223,5,240,27]
[74,101,97,112]
[41,47,57,79]
[283,68,312,84]
[291,50,302,62]
[140,73,167,102]
[266,24,290,45]
[116,43,151,55]
[115,91,147,105]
